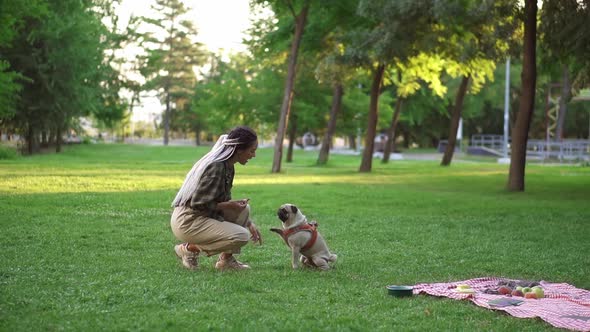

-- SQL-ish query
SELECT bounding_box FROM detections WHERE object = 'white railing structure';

[469,135,589,162]
[527,139,590,162]
[470,134,506,151]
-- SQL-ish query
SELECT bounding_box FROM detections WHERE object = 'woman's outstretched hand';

[220,199,249,211]
[248,222,262,245]
[218,199,261,244]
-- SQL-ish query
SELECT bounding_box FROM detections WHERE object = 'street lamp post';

[499,57,511,164]
[503,57,510,158]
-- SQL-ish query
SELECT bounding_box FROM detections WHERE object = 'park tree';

[94,1,142,133]
[249,0,311,173]
[315,51,347,165]
[338,77,373,150]
[0,1,47,130]
[249,0,367,168]
[311,0,363,165]
[353,0,435,172]
[286,11,363,164]
[192,52,283,141]
[191,55,236,142]
[273,0,310,172]
[432,0,517,166]
[286,54,332,159]
[401,87,449,148]
[138,0,207,145]
[540,0,590,140]
[461,62,522,141]
[438,60,496,166]
[2,0,121,153]
[381,71,403,163]
[504,0,590,191]
[507,0,537,191]
[381,53,449,163]
[249,0,359,165]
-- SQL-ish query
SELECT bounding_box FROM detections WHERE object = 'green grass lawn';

[1,144,589,331]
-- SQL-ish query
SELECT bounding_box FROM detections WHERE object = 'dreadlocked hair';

[227,126,257,152]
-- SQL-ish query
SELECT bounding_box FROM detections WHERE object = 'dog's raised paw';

[269,228,284,235]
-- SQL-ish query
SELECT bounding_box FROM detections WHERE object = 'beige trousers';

[170,205,251,256]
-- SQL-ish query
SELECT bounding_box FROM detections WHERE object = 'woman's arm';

[189,162,225,212]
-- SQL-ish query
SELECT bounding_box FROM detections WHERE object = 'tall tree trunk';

[48,130,55,146]
[556,65,570,140]
[26,124,34,155]
[404,131,412,148]
[507,0,537,191]
[128,93,137,140]
[317,83,343,165]
[194,123,201,146]
[382,97,404,163]
[55,123,63,153]
[271,1,310,173]
[441,75,470,166]
[348,134,356,150]
[164,88,170,146]
[41,130,48,148]
[287,115,297,162]
[359,63,386,172]
[382,71,404,164]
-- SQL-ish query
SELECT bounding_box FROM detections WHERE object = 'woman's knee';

[231,228,250,245]
[240,204,251,220]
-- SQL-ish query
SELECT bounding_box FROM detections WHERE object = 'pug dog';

[270,203,337,270]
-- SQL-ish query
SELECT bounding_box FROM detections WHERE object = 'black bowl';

[386,285,414,297]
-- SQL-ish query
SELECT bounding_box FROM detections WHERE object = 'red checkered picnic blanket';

[413,277,590,331]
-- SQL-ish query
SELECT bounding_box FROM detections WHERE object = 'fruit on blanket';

[498,286,512,295]
[457,288,475,294]
[511,289,524,297]
[516,286,524,292]
[456,284,474,294]
[525,292,537,299]
[522,287,532,294]
[532,286,545,298]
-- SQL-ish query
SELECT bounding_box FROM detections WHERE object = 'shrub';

[0,145,18,159]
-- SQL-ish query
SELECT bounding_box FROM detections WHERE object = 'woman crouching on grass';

[170,126,262,270]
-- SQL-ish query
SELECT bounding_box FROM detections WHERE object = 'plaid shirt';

[189,161,234,219]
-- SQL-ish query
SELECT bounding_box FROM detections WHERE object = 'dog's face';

[277,203,305,228]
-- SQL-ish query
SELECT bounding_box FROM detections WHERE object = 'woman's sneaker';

[175,243,199,270]
[215,255,250,270]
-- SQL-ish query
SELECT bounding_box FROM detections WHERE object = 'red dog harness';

[279,222,318,251]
